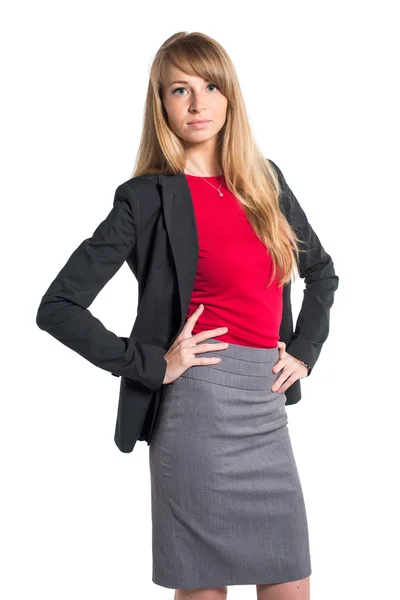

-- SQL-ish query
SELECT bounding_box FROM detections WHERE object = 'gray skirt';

[148,338,312,589]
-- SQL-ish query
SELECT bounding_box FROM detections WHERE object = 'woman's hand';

[271,341,309,393]
[162,304,229,385]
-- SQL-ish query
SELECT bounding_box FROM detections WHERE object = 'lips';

[187,120,211,124]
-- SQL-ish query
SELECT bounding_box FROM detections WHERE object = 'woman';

[36,31,339,600]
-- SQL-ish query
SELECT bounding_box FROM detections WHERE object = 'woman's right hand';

[162,304,229,385]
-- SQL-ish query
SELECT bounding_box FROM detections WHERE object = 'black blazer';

[36,159,339,453]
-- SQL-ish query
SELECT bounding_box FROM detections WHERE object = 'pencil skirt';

[148,338,312,589]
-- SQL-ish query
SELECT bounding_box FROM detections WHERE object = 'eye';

[172,83,219,95]
[172,87,186,95]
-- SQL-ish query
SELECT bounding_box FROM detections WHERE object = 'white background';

[2,1,399,598]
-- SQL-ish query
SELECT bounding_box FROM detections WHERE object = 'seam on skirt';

[195,351,278,365]
[183,364,278,378]
[178,373,282,393]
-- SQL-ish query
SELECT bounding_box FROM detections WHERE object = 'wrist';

[300,360,310,375]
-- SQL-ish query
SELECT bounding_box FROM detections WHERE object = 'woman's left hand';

[271,341,308,393]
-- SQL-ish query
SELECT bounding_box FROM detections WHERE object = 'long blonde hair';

[132,31,306,287]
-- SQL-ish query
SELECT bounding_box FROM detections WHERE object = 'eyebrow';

[168,80,190,86]
[168,79,211,87]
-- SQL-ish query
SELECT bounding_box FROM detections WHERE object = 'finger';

[271,368,292,392]
[190,342,229,354]
[191,327,228,344]
[194,356,222,365]
[272,359,287,373]
[181,304,204,334]
[271,378,282,392]
[276,373,297,394]
[277,341,287,358]
[188,303,204,323]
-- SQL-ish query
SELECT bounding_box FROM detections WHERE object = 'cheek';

[175,113,190,131]
[163,99,181,122]
[215,101,228,122]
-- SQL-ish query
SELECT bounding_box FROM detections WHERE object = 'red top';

[184,174,283,348]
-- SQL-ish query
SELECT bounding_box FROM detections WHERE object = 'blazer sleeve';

[268,159,339,376]
[35,182,167,391]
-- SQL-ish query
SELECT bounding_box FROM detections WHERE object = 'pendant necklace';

[185,166,224,196]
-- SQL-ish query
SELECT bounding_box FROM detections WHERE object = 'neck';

[183,144,222,177]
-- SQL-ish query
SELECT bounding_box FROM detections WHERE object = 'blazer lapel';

[158,173,199,326]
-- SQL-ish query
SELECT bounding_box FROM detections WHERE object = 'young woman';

[36,31,339,600]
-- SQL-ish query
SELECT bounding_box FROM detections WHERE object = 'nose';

[189,91,208,112]
[190,104,207,114]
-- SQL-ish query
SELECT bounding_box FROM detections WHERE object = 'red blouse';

[184,174,283,348]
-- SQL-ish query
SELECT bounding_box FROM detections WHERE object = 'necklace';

[185,166,224,196]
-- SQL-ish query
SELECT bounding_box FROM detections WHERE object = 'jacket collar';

[157,172,200,326]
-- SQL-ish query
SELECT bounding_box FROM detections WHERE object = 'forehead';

[164,63,209,85]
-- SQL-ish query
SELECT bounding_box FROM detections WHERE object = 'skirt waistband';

[195,338,279,364]
[178,338,281,390]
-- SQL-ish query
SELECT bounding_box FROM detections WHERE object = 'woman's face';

[161,63,228,146]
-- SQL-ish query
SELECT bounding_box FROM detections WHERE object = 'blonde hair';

[132,31,306,287]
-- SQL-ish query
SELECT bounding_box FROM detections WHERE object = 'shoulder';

[115,174,159,200]
[265,157,286,190]
[265,158,292,214]
[124,173,159,194]
[114,173,160,205]
[265,158,311,230]
[113,174,161,226]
